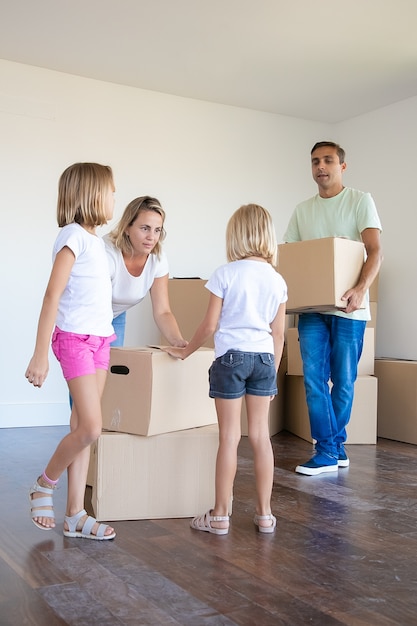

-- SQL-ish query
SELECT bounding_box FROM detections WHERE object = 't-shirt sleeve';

[154,251,169,278]
[283,209,301,243]
[357,193,383,233]
[53,226,84,260]
[205,267,224,299]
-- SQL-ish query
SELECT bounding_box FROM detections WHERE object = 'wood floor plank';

[1,426,417,625]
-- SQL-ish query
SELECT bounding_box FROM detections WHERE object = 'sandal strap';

[254,514,274,521]
[210,514,229,522]
[65,509,109,538]
[201,510,229,526]
[30,482,55,520]
[31,496,53,509]
[30,481,54,496]
[64,509,87,533]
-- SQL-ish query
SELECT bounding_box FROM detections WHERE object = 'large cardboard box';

[284,375,378,444]
[160,278,213,348]
[102,346,217,436]
[286,327,375,376]
[375,359,417,444]
[88,425,227,520]
[241,356,287,436]
[278,237,365,313]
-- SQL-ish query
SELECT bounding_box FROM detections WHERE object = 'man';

[284,141,383,475]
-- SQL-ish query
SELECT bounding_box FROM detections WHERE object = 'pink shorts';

[51,327,116,381]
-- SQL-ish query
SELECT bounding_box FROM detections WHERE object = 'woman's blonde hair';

[226,203,277,266]
[57,162,114,228]
[108,196,166,258]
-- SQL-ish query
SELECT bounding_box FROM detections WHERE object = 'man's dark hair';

[311,141,345,164]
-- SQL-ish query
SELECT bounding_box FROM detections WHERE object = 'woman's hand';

[161,346,187,360]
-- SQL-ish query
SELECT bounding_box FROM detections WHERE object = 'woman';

[104,196,187,347]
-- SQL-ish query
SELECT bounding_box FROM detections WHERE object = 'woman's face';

[126,210,163,255]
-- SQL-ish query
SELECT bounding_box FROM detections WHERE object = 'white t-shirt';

[206,259,288,358]
[103,234,169,318]
[53,223,114,336]
[283,187,382,321]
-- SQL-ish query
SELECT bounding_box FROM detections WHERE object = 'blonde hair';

[57,162,114,228]
[108,196,166,258]
[226,203,277,266]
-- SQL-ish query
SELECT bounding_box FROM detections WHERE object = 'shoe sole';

[338,459,350,467]
[295,464,339,476]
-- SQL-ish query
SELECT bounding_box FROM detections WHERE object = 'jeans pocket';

[220,351,244,368]
[259,353,275,368]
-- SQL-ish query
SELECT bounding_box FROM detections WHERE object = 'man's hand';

[340,287,366,314]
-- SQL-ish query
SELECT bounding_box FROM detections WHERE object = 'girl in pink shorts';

[25,162,117,541]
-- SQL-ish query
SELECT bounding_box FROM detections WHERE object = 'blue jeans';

[298,313,366,459]
[111,312,126,347]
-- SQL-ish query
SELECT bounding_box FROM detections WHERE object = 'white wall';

[0,60,325,427]
[2,59,415,427]
[337,96,417,359]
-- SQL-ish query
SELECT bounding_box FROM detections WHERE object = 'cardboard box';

[286,327,375,376]
[102,346,217,436]
[284,375,377,444]
[241,356,287,436]
[278,237,365,313]
[375,359,417,444]
[88,425,229,520]
[160,278,213,348]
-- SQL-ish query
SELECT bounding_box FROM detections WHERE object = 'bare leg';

[246,394,275,529]
[210,397,242,530]
[31,370,114,536]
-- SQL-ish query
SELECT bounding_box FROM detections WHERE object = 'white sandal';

[29,481,55,530]
[253,513,276,534]
[63,509,115,540]
[190,510,229,535]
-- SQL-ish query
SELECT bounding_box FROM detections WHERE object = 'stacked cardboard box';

[88,346,223,521]
[101,346,217,436]
[375,359,417,444]
[88,425,221,521]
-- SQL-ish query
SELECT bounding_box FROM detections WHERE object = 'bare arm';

[342,227,383,314]
[25,246,75,387]
[162,292,222,359]
[270,302,286,373]
[149,274,187,347]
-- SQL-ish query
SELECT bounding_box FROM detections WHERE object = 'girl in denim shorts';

[26,163,117,540]
[164,204,287,534]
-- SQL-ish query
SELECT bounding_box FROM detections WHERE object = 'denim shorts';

[209,350,277,399]
[52,327,116,381]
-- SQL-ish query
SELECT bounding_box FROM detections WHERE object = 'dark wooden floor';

[1,426,417,625]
